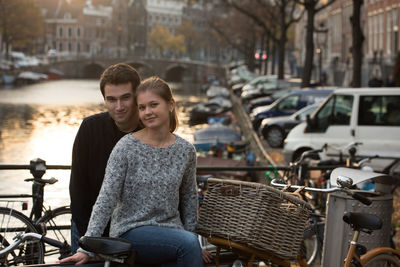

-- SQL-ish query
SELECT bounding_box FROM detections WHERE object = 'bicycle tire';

[363,253,400,267]
[302,221,324,266]
[36,206,71,262]
[0,207,44,265]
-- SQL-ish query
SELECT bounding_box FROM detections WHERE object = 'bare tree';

[0,0,43,58]
[208,5,262,70]
[225,0,303,80]
[296,0,335,87]
[350,0,364,87]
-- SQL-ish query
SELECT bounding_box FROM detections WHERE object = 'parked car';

[250,88,334,131]
[241,79,301,104]
[241,75,277,92]
[246,88,295,113]
[260,103,319,148]
[283,88,400,170]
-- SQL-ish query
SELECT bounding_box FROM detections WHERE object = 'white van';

[283,88,400,170]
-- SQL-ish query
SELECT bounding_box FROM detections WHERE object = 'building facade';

[366,0,399,81]
[294,0,399,87]
[42,0,85,57]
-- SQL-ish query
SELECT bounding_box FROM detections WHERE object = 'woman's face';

[137,90,173,129]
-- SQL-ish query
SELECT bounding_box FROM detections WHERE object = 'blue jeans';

[70,219,80,254]
[121,226,204,267]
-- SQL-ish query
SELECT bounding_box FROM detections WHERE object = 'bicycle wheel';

[363,253,400,267]
[37,206,71,262]
[301,221,324,266]
[0,207,44,265]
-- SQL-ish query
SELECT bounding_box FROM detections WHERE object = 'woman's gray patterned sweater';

[84,134,198,238]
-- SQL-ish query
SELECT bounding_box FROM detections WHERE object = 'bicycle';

[271,169,400,267]
[195,167,398,267]
[0,232,70,266]
[0,158,71,265]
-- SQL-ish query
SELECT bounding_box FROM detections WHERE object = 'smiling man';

[69,63,141,253]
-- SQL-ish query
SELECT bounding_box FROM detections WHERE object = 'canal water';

[0,79,206,209]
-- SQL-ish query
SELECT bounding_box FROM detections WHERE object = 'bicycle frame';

[360,247,400,265]
[344,229,400,267]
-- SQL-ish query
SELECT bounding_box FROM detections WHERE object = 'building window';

[379,13,383,52]
[77,27,81,37]
[387,11,391,55]
[332,13,341,44]
[68,42,72,52]
[373,15,378,51]
[58,27,63,38]
[68,27,72,38]
[394,9,399,55]
[58,42,63,51]
[368,16,373,55]
[77,43,81,53]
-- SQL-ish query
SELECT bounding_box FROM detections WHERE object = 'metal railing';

[0,158,343,175]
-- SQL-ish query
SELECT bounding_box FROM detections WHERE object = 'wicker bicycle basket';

[196,178,312,260]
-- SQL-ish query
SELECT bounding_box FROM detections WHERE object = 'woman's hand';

[57,251,90,265]
[202,249,213,263]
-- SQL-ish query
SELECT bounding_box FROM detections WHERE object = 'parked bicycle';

[0,158,71,265]
[0,232,70,266]
[271,169,400,267]
[194,167,399,267]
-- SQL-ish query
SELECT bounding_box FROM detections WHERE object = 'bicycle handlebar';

[294,148,324,165]
[270,179,375,206]
[0,232,68,256]
[42,235,66,248]
[351,191,372,205]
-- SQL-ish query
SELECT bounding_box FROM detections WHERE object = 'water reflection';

[0,80,204,209]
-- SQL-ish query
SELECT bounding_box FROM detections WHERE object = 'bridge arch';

[126,61,155,79]
[82,62,106,79]
[165,64,187,82]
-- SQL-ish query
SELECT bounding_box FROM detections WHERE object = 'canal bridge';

[44,56,225,84]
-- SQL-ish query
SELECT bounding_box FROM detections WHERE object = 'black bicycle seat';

[343,212,382,231]
[79,236,134,258]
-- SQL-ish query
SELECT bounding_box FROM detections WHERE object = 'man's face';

[104,83,137,129]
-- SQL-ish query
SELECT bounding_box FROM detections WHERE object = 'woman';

[60,77,204,266]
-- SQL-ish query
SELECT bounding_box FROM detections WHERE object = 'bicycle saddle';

[79,236,134,258]
[343,212,382,231]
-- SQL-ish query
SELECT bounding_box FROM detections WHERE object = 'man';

[69,63,141,253]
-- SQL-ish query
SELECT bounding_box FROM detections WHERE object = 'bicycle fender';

[360,247,400,264]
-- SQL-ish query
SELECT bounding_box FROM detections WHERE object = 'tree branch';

[208,20,247,55]
[316,0,336,13]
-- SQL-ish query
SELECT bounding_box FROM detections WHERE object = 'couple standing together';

[60,63,210,266]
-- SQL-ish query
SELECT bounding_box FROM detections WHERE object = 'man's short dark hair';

[100,63,141,97]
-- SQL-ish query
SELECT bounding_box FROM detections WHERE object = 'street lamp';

[316,48,322,84]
